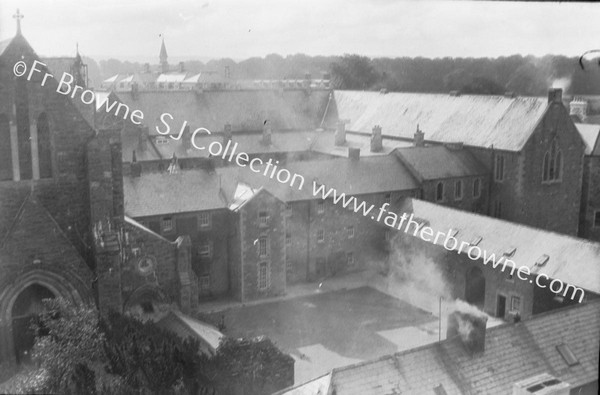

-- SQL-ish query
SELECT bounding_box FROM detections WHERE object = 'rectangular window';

[473,178,481,198]
[494,154,505,182]
[384,193,392,205]
[258,211,269,226]
[317,229,325,243]
[317,200,325,214]
[454,180,463,200]
[594,211,600,228]
[199,275,211,293]
[436,182,444,202]
[199,212,211,227]
[198,242,212,259]
[286,233,292,247]
[259,236,268,257]
[347,252,354,266]
[258,262,269,290]
[494,200,502,218]
[161,217,173,232]
[511,296,521,312]
[347,226,355,239]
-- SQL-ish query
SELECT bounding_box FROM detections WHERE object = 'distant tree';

[330,54,380,90]
[461,77,505,95]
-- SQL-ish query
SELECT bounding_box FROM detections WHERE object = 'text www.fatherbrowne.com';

[312,182,585,303]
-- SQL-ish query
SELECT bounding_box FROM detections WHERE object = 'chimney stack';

[348,147,360,161]
[370,125,383,152]
[569,97,588,122]
[262,120,272,145]
[548,88,563,105]
[179,61,185,73]
[446,309,488,355]
[223,123,232,145]
[131,150,141,178]
[335,121,346,146]
[414,124,425,147]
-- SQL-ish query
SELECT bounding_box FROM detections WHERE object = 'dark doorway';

[496,295,506,318]
[11,284,55,364]
[465,267,486,309]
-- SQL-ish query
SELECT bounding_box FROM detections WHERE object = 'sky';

[1,0,599,62]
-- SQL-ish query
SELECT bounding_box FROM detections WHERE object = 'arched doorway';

[11,284,56,364]
[465,267,486,309]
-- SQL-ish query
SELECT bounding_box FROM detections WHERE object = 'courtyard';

[202,286,440,384]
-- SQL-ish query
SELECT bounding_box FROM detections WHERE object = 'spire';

[13,9,24,36]
[159,35,169,72]
[159,37,168,62]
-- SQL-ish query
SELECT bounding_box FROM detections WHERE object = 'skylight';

[556,343,579,366]
[535,254,550,267]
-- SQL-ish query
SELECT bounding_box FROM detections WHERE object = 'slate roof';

[279,301,600,395]
[123,154,420,217]
[310,130,414,158]
[330,90,549,152]
[0,38,12,56]
[575,123,600,156]
[113,89,330,135]
[394,146,488,181]
[400,198,600,295]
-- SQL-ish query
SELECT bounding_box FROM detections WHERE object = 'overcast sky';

[1,0,599,62]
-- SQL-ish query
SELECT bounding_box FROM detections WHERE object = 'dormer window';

[504,247,517,257]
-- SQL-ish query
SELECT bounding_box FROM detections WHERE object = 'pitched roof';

[575,123,600,156]
[394,145,488,181]
[113,89,330,135]
[123,154,420,217]
[330,90,549,152]
[0,38,12,57]
[400,198,600,295]
[283,301,600,395]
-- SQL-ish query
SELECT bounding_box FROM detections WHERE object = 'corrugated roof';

[575,123,600,156]
[331,91,549,152]
[113,89,330,134]
[394,146,488,181]
[288,301,600,394]
[156,311,223,355]
[401,198,600,295]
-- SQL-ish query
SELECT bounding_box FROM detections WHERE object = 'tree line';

[86,53,600,96]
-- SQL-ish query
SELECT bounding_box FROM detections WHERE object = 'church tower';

[159,37,169,73]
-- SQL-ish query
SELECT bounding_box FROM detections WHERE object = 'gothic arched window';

[542,140,562,183]
[0,114,12,181]
[37,113,52,179]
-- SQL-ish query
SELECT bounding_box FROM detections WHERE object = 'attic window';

[155,136,169,145]
[535,254,550,267]
[504,247,517,257]
[470,236,482,246]
[556,343,579,366]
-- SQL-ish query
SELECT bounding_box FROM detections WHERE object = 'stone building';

[0,19,196,364]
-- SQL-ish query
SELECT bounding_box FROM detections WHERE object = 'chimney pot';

[414,125,425,147]
[262,120,272,145]
[335,121,346,146]
[370,125,383,152]
[548,88,563,104]
[223,123,233,144]
[349,147,360,160]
